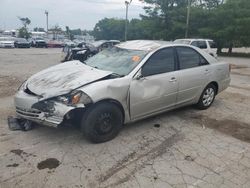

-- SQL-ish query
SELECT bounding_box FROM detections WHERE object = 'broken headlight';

[56,91,92,106]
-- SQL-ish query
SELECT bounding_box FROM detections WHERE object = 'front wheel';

[196,84,216,110]
[81,102,123,143]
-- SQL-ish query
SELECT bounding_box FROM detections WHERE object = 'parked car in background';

[14,38,31,48]
[47,40,63,48]
[14,40,230,143]
[30,37,47,48]
[174,39,218,57]
[0,37,15,48]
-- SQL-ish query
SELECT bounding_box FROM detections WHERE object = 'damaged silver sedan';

[14,40,231,143]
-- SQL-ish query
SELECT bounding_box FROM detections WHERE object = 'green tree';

[18,17,31,39]
[93,18,125,41]
[92,0,250,52]
[18,17,31,28]
[18,27,31,39]
[140,0,189,40]
[65,26,75,40]
[49,25,63,40]
[198,0,250,53]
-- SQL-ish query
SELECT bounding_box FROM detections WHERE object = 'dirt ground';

[0,48,250,188]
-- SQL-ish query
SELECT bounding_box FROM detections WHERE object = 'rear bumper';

[14,90,75,127]
[16,44,30,48]
[35,42,47,47]
[218,77,231,93]
[1,44,15,48]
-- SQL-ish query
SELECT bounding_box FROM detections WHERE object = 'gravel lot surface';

[0,48,250,188]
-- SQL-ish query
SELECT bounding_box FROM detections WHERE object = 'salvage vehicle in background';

[61,40,120,63]
[92,40,120,52]
[61,42,97,62]
[61,40,120,62]
[0,37,15,48]
[174,39,218,57]
[14,38,31,48]
[14,40,230,143]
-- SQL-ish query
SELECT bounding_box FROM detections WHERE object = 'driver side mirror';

[135,70,146,80]
[135,74,144,80]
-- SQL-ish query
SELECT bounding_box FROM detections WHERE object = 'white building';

[31,32,47,38]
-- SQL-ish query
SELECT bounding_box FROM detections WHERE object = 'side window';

[200,56,209,66]
[198,41,207,49]
[208,41,217,48]
[191,41,198,47]
[142,48,175,77]
[176,47,208,69]
[102,43,109,48]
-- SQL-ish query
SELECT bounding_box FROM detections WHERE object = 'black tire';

[81,102,123,143]
[196,84,216,110]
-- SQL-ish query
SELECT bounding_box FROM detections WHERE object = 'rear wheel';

[196,84,216,110]
[81,102,123,143]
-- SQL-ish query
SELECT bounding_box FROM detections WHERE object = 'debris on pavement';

[184,155,195,162]
[37,158,60,170]
[154,124,161,128]
[8,116,33,131]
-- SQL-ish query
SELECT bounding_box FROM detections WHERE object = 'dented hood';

[26,61,112,99]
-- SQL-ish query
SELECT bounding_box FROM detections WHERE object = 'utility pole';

[185,0,191,38]
[45,10,49,32]
[124,0,132,42]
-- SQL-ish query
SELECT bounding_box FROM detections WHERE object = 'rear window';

[191,41,207,49]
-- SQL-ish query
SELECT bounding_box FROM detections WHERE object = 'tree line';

[92,0,250,53]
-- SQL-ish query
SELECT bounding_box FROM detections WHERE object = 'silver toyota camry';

[14,40,231,143]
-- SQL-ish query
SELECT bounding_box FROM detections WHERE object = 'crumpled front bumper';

[14,90,76,127]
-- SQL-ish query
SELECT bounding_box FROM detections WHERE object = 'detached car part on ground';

[14,40,230,143]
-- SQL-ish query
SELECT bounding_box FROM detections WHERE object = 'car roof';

[116,40,172,51]
[175,38,214,41]
[109,40,120,43]
[91,40,108,47]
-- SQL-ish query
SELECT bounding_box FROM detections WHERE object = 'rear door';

[130,47,179,119]
[175,46,211,105]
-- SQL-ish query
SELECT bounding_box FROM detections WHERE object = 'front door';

[129,47,179,120]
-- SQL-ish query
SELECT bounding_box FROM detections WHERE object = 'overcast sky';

[0,0,145,31]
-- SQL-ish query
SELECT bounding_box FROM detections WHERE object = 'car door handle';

[169,77,177,82]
